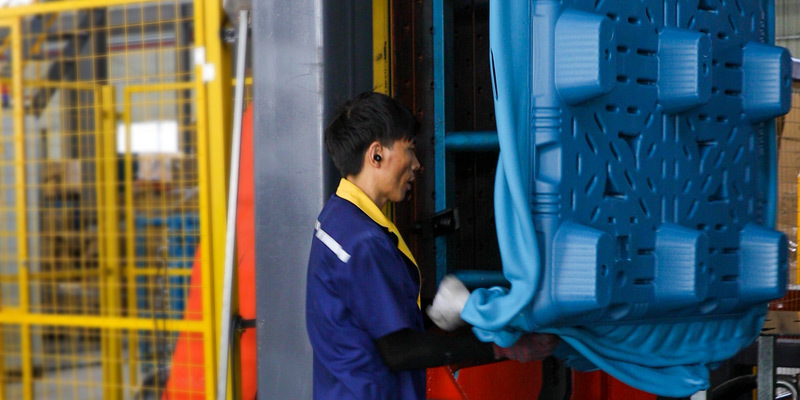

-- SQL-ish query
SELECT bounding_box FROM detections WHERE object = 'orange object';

[427,366,469,400]
[426,361,658,399]
[162,247,206,399]
[235,103,257,399]
[427,361,543,400]
[163,104,257,399]
[570,370,657,400]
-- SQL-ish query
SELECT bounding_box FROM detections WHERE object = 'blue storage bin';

[134,211,199,373]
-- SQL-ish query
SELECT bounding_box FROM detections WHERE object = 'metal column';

[433,0,455,285]
[758,335,776,400]
[252,0,373,398]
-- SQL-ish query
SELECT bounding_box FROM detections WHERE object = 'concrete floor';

[4,350,169,399]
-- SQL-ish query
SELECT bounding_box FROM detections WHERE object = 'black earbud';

[374,154,382,162]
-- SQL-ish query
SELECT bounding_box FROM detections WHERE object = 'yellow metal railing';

[7,16,33,400]
[373,0,391,97]
[0,1,233,398]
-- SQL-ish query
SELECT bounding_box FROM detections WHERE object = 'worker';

[306,91,558,399]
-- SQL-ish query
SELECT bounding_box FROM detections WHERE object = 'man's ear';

[367,141,382,167]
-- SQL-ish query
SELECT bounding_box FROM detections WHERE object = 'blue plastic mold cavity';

[461,0,791,396]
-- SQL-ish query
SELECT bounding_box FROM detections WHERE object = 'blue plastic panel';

[460,0,791,396]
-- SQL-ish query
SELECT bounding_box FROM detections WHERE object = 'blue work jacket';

[306,178,424,400]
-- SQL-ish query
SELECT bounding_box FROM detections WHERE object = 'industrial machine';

[253,0,798,399]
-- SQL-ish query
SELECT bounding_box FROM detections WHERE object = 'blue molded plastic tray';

[461,0,791,396]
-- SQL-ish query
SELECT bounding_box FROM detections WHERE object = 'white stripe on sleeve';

[315,221,351,263]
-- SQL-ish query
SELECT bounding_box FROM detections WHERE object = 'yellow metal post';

[195,60,219,399]
[194,0,227,396]
[373,0,392,96]
[122,88,139,397]
[96,87,111,400]
[200,6,233,389]
[374,0,395,219]
[7,16,34,400]
[98,85,123,400]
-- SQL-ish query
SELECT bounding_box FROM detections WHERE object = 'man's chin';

[390,191,410,203]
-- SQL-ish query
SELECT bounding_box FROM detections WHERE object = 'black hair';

[324,92,419,177]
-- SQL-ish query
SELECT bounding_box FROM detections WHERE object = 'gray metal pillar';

[252,1,372,398]
[757,335,776,400]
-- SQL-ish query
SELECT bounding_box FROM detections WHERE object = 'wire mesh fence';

[0,1,221,398]
[770,88,800,314]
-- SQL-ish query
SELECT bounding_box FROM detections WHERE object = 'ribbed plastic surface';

[543,0,791,326]
[460,0,792,396]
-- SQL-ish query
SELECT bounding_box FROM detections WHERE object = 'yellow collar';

[335,178,419,267]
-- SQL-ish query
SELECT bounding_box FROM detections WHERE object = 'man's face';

[379,138,420,203]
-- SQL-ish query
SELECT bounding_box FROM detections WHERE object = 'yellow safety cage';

[0,0,234,398]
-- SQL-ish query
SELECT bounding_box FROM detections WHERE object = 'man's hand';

[426,275,470,331]
[492,333,559,362]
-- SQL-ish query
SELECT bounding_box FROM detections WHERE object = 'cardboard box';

[137,154,175,182]
[40,159,82,200]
